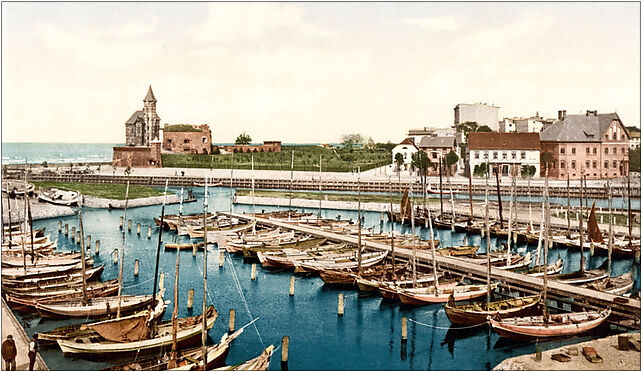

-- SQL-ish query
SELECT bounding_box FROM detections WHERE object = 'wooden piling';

[159,272,164,290]
[480,228,484,238]
[64,223,68,236]
[128,219,132,232]
[137,223,141,235]
[251,264,257,280]
[76,231,81,244]
[86,235,91,248]
[338,293,344,316]
[187,288,194,309]
[58,221,62,232]
[148,226,152,239]
[71,226,76,240]
[229,309,235,332]
[281,336,289,363]
[119,216,123,229]
[113,249,118,264]
[401,317,407,342]
[219,251,224,267]
[134,260,139,276]
[193,243,198,257]
[289,276,295,296]
[95,240,100,254]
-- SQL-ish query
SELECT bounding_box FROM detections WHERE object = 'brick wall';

[163,124,212,154]
[112,143,162,168]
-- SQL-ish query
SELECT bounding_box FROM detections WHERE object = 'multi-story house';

[468,132,541,178]
[416,136,458,175]
[539,110,630,180]
[629,131,640,149]
[391,137,418,170]
[454,102,500,131]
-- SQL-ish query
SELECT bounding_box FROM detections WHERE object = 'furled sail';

[587,201,604,243]
[400,188,412,220]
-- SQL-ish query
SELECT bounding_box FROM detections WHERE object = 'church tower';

[143,85,161,146]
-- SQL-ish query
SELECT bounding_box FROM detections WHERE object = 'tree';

[473,163,488,177]
[630,147,640,172]
[235,132,252,145]
[341,133,364,149]
[394,153,404,173]
[445,150,459,176]
[540,151,554,172]
[411,151,431,209]
[521,165,536,178]
[124,166,132,176]
[456,121,479,141]
[477,125,492,132]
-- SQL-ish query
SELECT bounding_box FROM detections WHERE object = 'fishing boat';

[376,274,449,300]
[1,260,91,280]
[36,288,163,319]
[4,278,114,301]
[164,242,205,251]
[295,250,388,273]
[2,180,35,195]
[38,187,81,206]
[6,282,119,311]
[520,258,564,277]
[435,245,479,257]
[256,243,350,268]
[582,272,634,295]
[320,263,408,287]
[550,264,608,285]
[210,345,274,371]
[444,294,541,326]
[489,308,611,340]
[492,252,532,270]
[2,234,51,247]
[186,220,256,240]
[241,237,327,258]
[397,282,499,306]
[56,306,218,357]
[1,264,104,289]
[1,250,79,268]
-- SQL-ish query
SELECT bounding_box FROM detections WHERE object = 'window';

[586,147,590,155]
[586,161,590,169]
[511,151,516,159]
[483,152,488,159]
[571,161,576,169]
[593,148,597,154]
[493,152,498,159]
[560,148,565,154]
[432,152,437,159]
[167,139,172,144]
[474,151,479,159]
[622,134,625,141]
[622,148,626,154]
[571,148,576,155]
[605,148,609,154]
[502,152,507,159]
[521,151,526,160]
[560,161,566,169]
[184,139,190,143]
[613,160,617,168]
[604,161,609,169]
[592,161,597,169]
[202,137,207,143]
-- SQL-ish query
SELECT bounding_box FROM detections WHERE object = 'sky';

[1,2,640,144]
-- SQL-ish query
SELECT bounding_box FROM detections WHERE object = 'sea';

[14,187,641,371]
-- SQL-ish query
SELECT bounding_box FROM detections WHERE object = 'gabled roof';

[417,136,456,148]
[144,85,156,102]
[126,111,144,125]
[540,112,624,142]
[395,137,418,150]
[468,132,540,150]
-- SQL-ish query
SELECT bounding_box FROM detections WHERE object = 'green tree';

[411,151,431,209]
[394,152,404,173]
[477,125,492,132]
[341,133,364,149]
[630,147,640,172]
[235,132,252,145]
[540,151,554,172]
[445,150,459,176]
[456,121,479,141]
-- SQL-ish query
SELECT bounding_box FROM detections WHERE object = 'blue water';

[16,187,640,370]
[1,143,120,164]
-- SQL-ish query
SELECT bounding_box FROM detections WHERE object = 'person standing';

[28,334,38,371]
[2,335,17,371]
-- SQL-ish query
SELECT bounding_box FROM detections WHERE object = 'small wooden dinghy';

[210,345,275,371]
[1,250,80,268]
[1,264,104,289]
[516,258,564,277]
[5,279,115,301]
[489,308,611,340]
[550,268,609,285]
[295,250,389,273]
[242,237,327,258]
[57,306,218,357]
[397,282,499,306]
[256,243,350,269]
[6,281,119,310]
[444,294,541,326]
[38,187,81,206]
[492,252,532,270]
[2,180,35,195]
[582,272,634,295]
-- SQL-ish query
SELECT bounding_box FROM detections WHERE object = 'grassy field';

[235,189,440,205]
[162,145,391,172]
[33,181,165,200]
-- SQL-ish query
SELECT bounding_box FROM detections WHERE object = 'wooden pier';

[225,212,641,324]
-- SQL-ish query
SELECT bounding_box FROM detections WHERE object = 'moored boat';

[444,294,541,326]
[38,187,81,206]
[397,282,499,306]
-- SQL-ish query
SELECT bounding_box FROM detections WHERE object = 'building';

[499,118,517,133]
[125,86,161,146]
[218,141,282,153]
[113,86,163,168]
[163,124,212,154]
[454,103,500,131]
[629,131,640,149]
[499,113,549,133]
[391,138,418,169]
[539,110,630,180]
[468,132,541,178]
[416,136,458,175]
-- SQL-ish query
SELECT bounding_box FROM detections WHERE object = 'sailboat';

[210,345,275,371]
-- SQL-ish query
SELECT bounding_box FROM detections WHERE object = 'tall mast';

[357,175,362,275]
[484,161,491,308]
[21,173,28,273]
[438,157,444,218]
[289,150,294,217]
[579,173,585,274]
[318,155,322,217]
[202,177,209,368]
[448,168,456,231]
[628,171,632,250]
[5,193,13,261]
[169,188,184,368]
[410,195,417,288]
[229,152,234,213]
[468,163,474,224]
[528,176,533,232]
[426,202,438,294]
[506,175,515,265]
[389,176,395,279]
[251,155,255,215]
[494,166,504,229]
[27,198,35,263]
[566,174,571,237]
[542,167,550,324]
[151,180,168,306]
[535,195,545,266]
[607,181,613,276]
[78,201,88,305]
[116,181,131,318]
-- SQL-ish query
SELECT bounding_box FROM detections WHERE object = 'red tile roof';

[468,132,540,150]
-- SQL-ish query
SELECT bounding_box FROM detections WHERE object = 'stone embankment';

[1,299,48,370]
[493,332,640,370]
[82,194,181,209]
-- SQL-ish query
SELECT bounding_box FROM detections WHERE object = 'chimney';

[585,110,597,116]
[558,110,566,120]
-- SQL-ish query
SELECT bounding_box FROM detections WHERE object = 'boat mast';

[468,164,474,224]
[151,180,169,308]
[357,175,362,275]
[627,171,632,251]
[528,176,533,233]
[116,181,131,318]
[579,173,585,274]
[484,161,491,308]
[535,195,545,266]
[438,157,444,218]
[5,193,13,260]
[606,180,608,278]
[251,155,255,215]
[566,174,571,237]
[318,154,322,218]
[389,176,395,279]
[289,150,294,218]
[230,152,234,213]
[448,168,455,231]
[27,198,35,263]
[201,177,209,369]
[505,175,515,265]
[21,173,28,273]
[169,188,184,369]
[542,167,550,324]
[426,199,438,294]
[494,166,504,229]
[78,200,88,305]
[410,192,417,288]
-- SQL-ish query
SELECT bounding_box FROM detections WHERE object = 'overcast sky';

[2,2,639,144]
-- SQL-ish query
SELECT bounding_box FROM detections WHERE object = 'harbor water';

[16,186,640,370]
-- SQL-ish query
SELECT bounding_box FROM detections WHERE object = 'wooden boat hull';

[36,291,156,319]
[444,294,541,326]
[398,283,498,306]
[489,309,611,340]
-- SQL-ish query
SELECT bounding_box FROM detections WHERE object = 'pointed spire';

[144,85,156,102]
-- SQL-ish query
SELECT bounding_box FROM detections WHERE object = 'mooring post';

[289,276,295,296]
[193,243,198,257]
[229,309,235,332]
[134,259,139,276]
[251,264,257,280]
[219,251,224,267]
[338,293,344,316]
[401,317,407,343]
[137,223,141,235]
[71,226,76,240]
[113,249,118,264]
[119,216,123,230]
[95,239,100,254]
[148,226,152,239]
[76,231,81,244]
[159,272,164,290]
[58,221,62,232]
[65,223,69,236]
[128,219,132,232]
[86,235,91,248]
[187,288,194,309]
[281,336,289,369]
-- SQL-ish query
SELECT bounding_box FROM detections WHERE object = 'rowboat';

[257,243,350,268]
[1,260,91,280]
[492,252,532,270]
[550,268,608,285]
[57,306,217,357]
[581,272,634,295]
[2,250,79,268]
[36,288,163,319]
[295,250,389,273]
[38,187,81,206]
[242,237,327,258]
[320,264,407,287]
[4,279,115,302]
[444,294,541,326]
[2,267,104,295]
[164,242,205,251]
[377,275,447,300]
[1,264,104,289]
[435,245,479,257]
[2,234,51,247]
[186,220,256,239]
[397,282,500,306]
[6,281,119,311]
[515,258,564,277]
[3,227,45,239]
[2,180,35,195]
[211,345,274,371]
[489,308,611,340]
